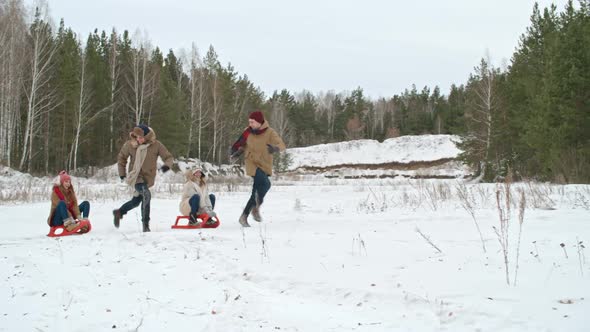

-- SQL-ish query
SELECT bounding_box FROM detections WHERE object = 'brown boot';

[63,217,78,232]
[251,206,262,222]
[239,214,250,227]
[113,209,122,228]
[252,194,262,222]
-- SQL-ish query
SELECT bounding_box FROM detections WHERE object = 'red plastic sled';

[47,219,92,237]
[171,213,220,229]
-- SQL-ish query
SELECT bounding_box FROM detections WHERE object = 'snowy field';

[1,178,590,332]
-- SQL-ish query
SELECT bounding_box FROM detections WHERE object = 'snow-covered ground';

[1,136,589,331]
[1,179,589,331]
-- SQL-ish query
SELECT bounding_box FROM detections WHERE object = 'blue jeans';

[51,200,90,226]
[243,168,271,216]
[189,194,216,215]
[119,183,151,223]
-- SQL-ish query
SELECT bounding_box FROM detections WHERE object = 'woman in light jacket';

[179,168,216,225]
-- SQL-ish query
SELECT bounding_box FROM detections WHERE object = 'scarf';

[230,127,267,154]
[191,181,213,212]
[126,143,151,187]
[53,186,76,218]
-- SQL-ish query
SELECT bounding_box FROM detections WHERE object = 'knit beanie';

[248,111,265,125]
[59,170,71,184]
[132,124,150,137]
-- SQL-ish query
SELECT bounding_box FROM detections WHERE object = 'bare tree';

[464,54,499,176]
[107,28,120,155]
[316,91,338,140]
[185,43,210,158]
[209,69,224,163]
[204,46,224,163]
[20,4,59,172]
[373,97,389,137]
[0,0,27,167]
[124,30,156,125]
[68,49,110,170]
[344,114,365,140]
[271,96,290,141]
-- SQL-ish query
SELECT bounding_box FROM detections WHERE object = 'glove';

[160,165,170,173]
[117,177,127,191]
[267,144,280,154]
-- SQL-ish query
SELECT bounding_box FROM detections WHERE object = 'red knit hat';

[58,170,71,184]
[249,111,265,125]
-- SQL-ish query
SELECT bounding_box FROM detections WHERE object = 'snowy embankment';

[286,135,470,179]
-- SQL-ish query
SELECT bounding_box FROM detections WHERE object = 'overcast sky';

[40,0,567,98]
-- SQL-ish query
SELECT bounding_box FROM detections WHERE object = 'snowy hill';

[286,135,470,179]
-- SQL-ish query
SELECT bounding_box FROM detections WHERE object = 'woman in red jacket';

[47,171,90,232]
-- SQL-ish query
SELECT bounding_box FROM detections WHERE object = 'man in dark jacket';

[113,124,174,232]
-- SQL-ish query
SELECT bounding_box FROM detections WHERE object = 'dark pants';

[243,168,271,216]
[51,200,90,226]
[119,183,151,224]
[189,194,216,215]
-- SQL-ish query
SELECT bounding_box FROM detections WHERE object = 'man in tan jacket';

[113,124,174,232]
[230,111,286,227]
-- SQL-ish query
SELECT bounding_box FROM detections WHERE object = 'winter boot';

[142,221,151,232]
[63,217,78,232]
[113,209,122,228]
[252,194,262,222]
[206,216,217,225]
[188,213,200,226]
[205,210,217,225]
[239,214,250,227]
[79,223,90,233]
[251,206,262,222]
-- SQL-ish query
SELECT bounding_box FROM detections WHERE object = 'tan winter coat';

[47,185,80,225]
[117,127,174,188]
[244,121,286,176]
[179,170,213,216]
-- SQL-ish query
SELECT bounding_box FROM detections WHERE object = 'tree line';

[0,0,588,183]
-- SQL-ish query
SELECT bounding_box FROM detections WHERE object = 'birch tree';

[204,46,223,162]
[107,29,120,154]
[67,50,89,170]
[20,4,59,172]
[186,43,210,158]
[0,0,27,167]
[461,56,500,178]
[317,91,338,140]
[270,90,293,143]
[125,30,156,125]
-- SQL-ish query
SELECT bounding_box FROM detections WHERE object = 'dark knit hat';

[249,111,265,125]
[132,124,150,137]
